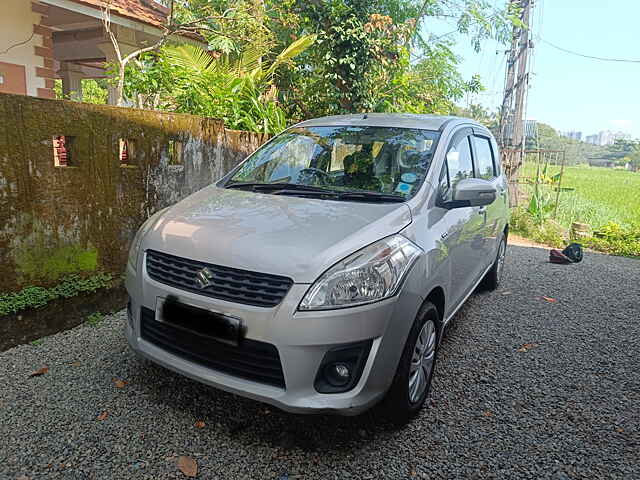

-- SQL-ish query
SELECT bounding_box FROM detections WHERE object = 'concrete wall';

[0,93,270,293]
[0,0,46,96]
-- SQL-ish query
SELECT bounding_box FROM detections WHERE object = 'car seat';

[343,145,382,191]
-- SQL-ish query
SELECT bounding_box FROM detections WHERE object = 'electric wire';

[538,37,640,64]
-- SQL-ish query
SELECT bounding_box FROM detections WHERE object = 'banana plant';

[527,181,557,225]
[161,35,315,133]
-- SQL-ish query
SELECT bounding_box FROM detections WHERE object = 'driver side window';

[439,134,474,201]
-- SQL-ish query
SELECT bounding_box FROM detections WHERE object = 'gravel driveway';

[1,244,638,480]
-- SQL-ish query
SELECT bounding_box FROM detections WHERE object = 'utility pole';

[499,0,533,204]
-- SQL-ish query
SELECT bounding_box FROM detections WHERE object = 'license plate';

[156,295,244,346]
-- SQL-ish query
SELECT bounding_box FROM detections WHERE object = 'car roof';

[293,113,477,132]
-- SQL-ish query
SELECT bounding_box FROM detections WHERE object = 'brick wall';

[0,93,270,292]
[32,1,56,100]
[0,0,47,96]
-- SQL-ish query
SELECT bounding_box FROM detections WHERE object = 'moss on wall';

[15,243,98,285]
[0,93,268,294]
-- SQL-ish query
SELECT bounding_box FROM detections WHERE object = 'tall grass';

[514,163,640,256]
[520,164,640,229]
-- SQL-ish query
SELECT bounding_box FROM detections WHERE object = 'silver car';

[125,114,509,422]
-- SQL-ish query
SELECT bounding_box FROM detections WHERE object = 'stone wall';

[0,93,269,293]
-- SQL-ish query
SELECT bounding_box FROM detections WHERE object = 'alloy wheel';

[496,239,507,283]
[408,319,437,404]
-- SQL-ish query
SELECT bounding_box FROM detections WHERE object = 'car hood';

[142,186,412,283]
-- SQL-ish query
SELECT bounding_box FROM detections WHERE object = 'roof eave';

[40,0,205,46]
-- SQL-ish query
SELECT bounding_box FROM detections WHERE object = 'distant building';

[584,130,630,146]
[599,130,629,146]
[588,158,617,168]
[561,131,582,141]
[524,120,537,139]
[499,118,537,145]
[585,134,599,145]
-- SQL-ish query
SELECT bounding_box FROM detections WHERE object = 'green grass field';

[520,163,640,229]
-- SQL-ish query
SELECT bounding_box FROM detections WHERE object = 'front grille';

[145,250,293,308]
[140,307,286,388]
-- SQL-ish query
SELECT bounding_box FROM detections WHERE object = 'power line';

[539,37,640,63]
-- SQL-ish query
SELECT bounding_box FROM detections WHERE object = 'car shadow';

[126,352,404,454]
[122,266,505,454]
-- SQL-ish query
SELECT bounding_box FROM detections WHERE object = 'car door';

[470,131,507,266]
[437,128,485,306]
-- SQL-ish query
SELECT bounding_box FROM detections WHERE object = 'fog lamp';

[325,362,351,387]
[314,340,373,393]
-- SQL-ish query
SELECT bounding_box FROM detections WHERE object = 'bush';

[512,208,640,257]
[585,222,640,257]
[510,207,566,247]
[0,273,113,317]
[87,312,104,327]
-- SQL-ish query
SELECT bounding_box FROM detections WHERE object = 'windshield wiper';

[334,191,406,203]
[227,182,406,203]
[225,182,331,193]
[273,189,406,203]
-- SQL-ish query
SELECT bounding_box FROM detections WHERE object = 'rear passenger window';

[472,136,496,180]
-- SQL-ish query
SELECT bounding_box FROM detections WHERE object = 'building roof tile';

[67,0,169,29]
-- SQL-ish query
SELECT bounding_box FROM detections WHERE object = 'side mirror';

[443,178,497,209]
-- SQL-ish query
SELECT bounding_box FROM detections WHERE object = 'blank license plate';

[156,295,243,346]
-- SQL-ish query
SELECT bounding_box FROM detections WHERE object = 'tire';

[481,234,507,291]
[382,301,440,425]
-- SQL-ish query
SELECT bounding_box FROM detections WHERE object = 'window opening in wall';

[119,139,137,166]
[168,140,183,165]
[53,136,76,167]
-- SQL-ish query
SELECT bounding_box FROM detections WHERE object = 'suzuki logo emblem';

[195,267,214,289]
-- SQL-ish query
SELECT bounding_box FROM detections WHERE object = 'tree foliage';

[54,79,109,104]
[454,103,498,133]
[115,0,517,131]
[525,123,603,166]
[623,143,640,171]
[602,139,640,168]
[122,35,314,133]
[169,35,315,133]
[277,0,513,117]
[285,2,414,115]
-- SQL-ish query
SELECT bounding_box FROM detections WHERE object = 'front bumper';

[125,253,425,415]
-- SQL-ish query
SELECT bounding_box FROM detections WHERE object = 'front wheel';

[382,302,440,424]
[481,234,507,291]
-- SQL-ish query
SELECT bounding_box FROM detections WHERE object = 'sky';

[423,0,640,139]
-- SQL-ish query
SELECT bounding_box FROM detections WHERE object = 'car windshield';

[226,126,440,199]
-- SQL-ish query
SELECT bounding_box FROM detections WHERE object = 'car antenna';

[362,113,368,119]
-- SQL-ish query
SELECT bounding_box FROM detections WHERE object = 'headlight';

[127,208,168,269]
[299,235,422,311]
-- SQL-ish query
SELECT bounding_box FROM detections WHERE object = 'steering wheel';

[297,168,331,185]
